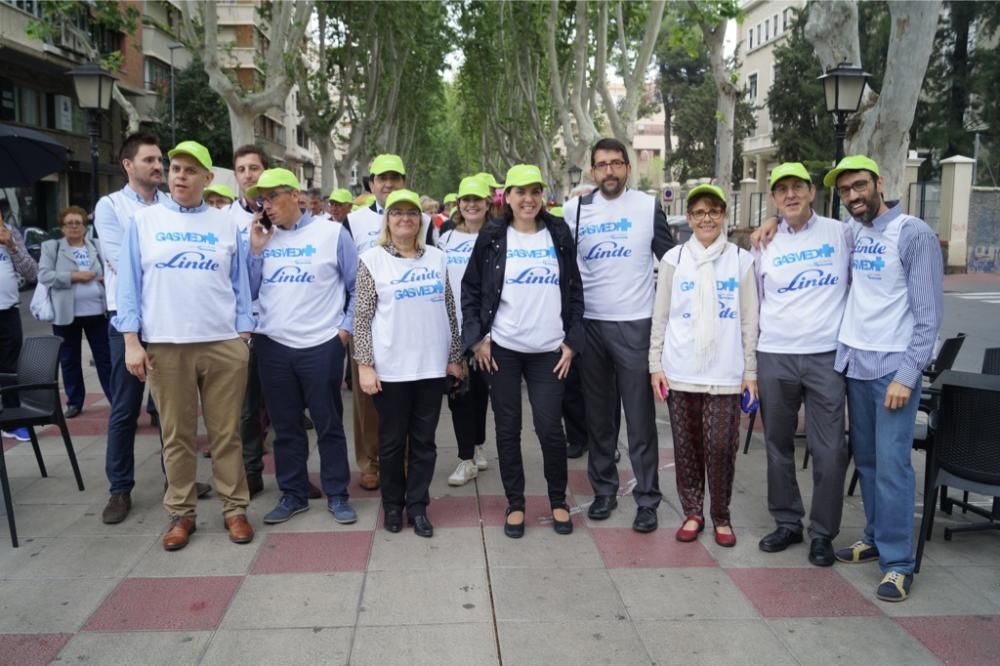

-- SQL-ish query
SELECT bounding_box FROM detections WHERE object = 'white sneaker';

[448,460,478,486]
[473,446,488,470]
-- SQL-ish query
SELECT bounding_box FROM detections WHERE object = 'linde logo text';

[263,265,315,284]
[777,269,840,293]
[154,251,220,271]
[582,240,633,261]
[506,266,560,285]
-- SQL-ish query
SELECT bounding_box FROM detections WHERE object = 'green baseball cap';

[769,162,812,190]
[385,189,421,211]
[550,206,564,218]
[328,188,353,204]
[686,184,726,205]
[443,193,458,204]
[203,183,236,200]
[822,155,880,188]
[457,176,489,200]
[474,172,503,189]
[370,154,406,176]
[167,140,212,171]
[504,164,546,190]
[245,168,301,200]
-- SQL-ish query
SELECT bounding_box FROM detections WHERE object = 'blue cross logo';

[872,256,885,271]
[818,243,834,258]
[615,218,632,232]
[718,277,738,291]
[204,233,219,245]
[302,244,317,257]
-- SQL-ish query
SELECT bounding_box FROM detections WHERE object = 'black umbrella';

[0,123,68,187]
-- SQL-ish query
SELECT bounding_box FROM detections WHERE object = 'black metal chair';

[983,348,1000,376]
[0,336,85,547]
[915,371,1000,573]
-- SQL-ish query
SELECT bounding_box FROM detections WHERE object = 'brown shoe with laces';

[225,514,254,544]
[162,516,196,551]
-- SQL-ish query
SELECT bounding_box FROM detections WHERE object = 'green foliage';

[153,59,233,168]
[26,0,140,72]
[668,77,754,183]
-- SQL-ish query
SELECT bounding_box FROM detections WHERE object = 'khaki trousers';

[148,338,250,518]
[349,341,379,475]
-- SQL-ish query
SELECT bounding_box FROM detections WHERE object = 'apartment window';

[2,0,43,17]
[764,19,770,42]
[774,14,780,35]
[144,58,171,93]
[747,74,758,102]
[756,24,761,46]
[748,29,754,51]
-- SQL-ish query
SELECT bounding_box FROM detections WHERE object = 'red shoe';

[675,515,705,542]
[714,525,737,547]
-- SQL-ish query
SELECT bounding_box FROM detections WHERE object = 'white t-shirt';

[757,215,850,354]
[70,246,105,317]
[347,206,384,255]
[437,228,477,328]
[0,246,18,309]
[491,226,564,354]
[360,245,451,381]
[564,189,657,321]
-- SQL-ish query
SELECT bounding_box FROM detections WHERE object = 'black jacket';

[460,212,585,355]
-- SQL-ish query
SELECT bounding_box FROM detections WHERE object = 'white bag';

[30,281,54,322]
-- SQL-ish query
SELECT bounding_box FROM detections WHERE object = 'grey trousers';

[758,351,849,539]
[583,318,662,509]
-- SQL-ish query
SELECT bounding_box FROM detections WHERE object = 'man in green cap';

[327,188,353,224]
[114,140,256,551]
[754,162,853,567]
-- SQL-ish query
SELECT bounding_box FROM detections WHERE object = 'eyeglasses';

[61,220,85,227]
[256,189,292,204]
[689,209,725,222]
[388,209,421,219]
[593,159,627,171]
[772,181,810,197]
[835,178,873,199]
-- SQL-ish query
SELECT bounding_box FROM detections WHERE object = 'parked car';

[667,215,692,244]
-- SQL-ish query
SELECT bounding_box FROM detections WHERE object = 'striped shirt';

[834,202,943,388]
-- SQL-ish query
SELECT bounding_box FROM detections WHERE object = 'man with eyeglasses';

[825,155,942,603]
[752,163,853,568]
[562,137,674,533]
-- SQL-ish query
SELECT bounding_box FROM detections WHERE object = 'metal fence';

[908,181,942,232]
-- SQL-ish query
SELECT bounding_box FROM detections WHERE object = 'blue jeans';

[52,314,113,408]
[255,334,351,503]
[847,373,921,575]
[105,318,160,495]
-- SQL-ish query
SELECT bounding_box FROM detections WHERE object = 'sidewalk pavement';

[1,356,998,665]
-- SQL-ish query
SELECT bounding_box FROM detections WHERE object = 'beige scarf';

[685,232,728,369]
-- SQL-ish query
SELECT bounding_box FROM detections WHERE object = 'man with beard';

[826,155,942,602]
[562,138,674,533]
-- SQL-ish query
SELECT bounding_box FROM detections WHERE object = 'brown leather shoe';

[162,516,196,551]
[359,473,380,491]
[225,514,254,544]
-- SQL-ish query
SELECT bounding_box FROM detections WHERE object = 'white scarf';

[685,233,728,369]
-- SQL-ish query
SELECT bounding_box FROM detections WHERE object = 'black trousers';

[0,307,22,409]
[372,378,444,516]
[447,363,489,460]
[487,343,567,509]
[562,363,587,448]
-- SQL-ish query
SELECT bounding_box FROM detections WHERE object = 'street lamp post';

[302,161,315,189]
[168,44,184,147]
[567,164,582,199]
[818,62,870,218]
[67,62,116,215]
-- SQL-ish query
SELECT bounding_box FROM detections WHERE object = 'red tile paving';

[423,495,481,528]
[0,633,72,666]
[84,576,242,631]
[896,615,1000,666]
[726,568,882,618]
[250,531,372,574]
[591,527,718,568]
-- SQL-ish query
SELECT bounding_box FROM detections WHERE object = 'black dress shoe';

[632,506,658,533]
[566,441,585,459]
[809,537,835,567]
[64,405,81,418]
[384,509,403,533]
[504,506,525,539]
[758,527,804,553]
[411,514,434,538]
[247,474,264,498]
[552,504,573,535]
[588,495,617,520]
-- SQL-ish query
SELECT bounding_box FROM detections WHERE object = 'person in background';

[307,188,328,220]
[0,212,38,443]
[204,184,236,209]
[354,189,464,538]
[327,189,353,224]
[462,165,584,539]
[649,184,758,548]
[38,206,112,418]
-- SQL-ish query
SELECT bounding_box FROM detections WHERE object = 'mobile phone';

[659,384,668,400]
[740,388,758,414]
[260,210,272,230]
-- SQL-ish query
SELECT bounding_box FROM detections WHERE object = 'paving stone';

[84,576,242,631]
[491,568,627,623]
[498,619,650,666]
[635,619,797,665]
[201,627,352,665]
[483,522,605,569]
[368,527,486,571]
[836,561,1000,616]
[53,631,211,664]
[0,535,154,579]
[0,633,71,665]
[358,568,490,626]
[352,623,498,665]
[129,532,262,577]
[250,531,372,574]
[221,572,363,629]
[611,568,757,620]
[896,615,1000,666]
[0,579,118,633]
[591,527,718,569]
[478,494,583,530]
[0,504,92,540]
[726,567,881,618]
[769,617,939,665]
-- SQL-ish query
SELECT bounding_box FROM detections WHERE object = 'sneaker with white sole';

[876,571,913,602]
[834,540,880,564]
[473,446,488,470]
[2,428,30,442]
[448,459,478,486]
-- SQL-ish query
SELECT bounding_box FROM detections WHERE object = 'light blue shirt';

[112,197,255,335]
[93,184,165,271]
[247,212,359,334]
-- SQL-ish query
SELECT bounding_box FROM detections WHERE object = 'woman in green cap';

[648,184,758,548]
[352,189,465,538]
[462,164,584,538]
